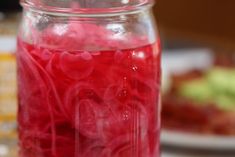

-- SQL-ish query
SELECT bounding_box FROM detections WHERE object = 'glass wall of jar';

[17,0,161,157]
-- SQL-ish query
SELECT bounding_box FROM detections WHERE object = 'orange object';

[0,52,17,138]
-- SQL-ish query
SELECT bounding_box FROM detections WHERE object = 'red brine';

[17,39,161,157]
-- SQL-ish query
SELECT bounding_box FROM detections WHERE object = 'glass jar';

[17,0,161,157]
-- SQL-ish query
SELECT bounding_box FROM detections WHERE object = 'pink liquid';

[17,39,161,157]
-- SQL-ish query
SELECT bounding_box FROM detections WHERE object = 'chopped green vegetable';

[178,67,235,111]
[216,95,235,110]
[207,68,235,95]
[179,79,212,103]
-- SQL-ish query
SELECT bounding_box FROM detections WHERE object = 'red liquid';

[17,39,161,157]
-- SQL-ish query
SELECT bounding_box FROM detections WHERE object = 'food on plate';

[162,54,235,135]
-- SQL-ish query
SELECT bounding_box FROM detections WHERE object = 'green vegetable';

[179,79,212,103]
[207,68,235,95]
[178,67,235,111]
[216,95,235,110]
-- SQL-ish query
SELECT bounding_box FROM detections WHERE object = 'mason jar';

[17,0,161,157]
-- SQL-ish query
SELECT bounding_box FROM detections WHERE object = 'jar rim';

[20,0,154,16]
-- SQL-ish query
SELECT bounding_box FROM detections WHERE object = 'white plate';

[161,130,235,150]
[162,48,214,73]
[162,48,214,92]
[161,49,235,150]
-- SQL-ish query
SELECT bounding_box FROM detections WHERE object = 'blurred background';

[0,0,235,157]
[156,0,235,50]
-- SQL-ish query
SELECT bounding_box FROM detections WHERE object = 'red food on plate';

[162,55,235,136]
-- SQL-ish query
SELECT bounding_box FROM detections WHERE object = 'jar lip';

[20,0,154,16]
